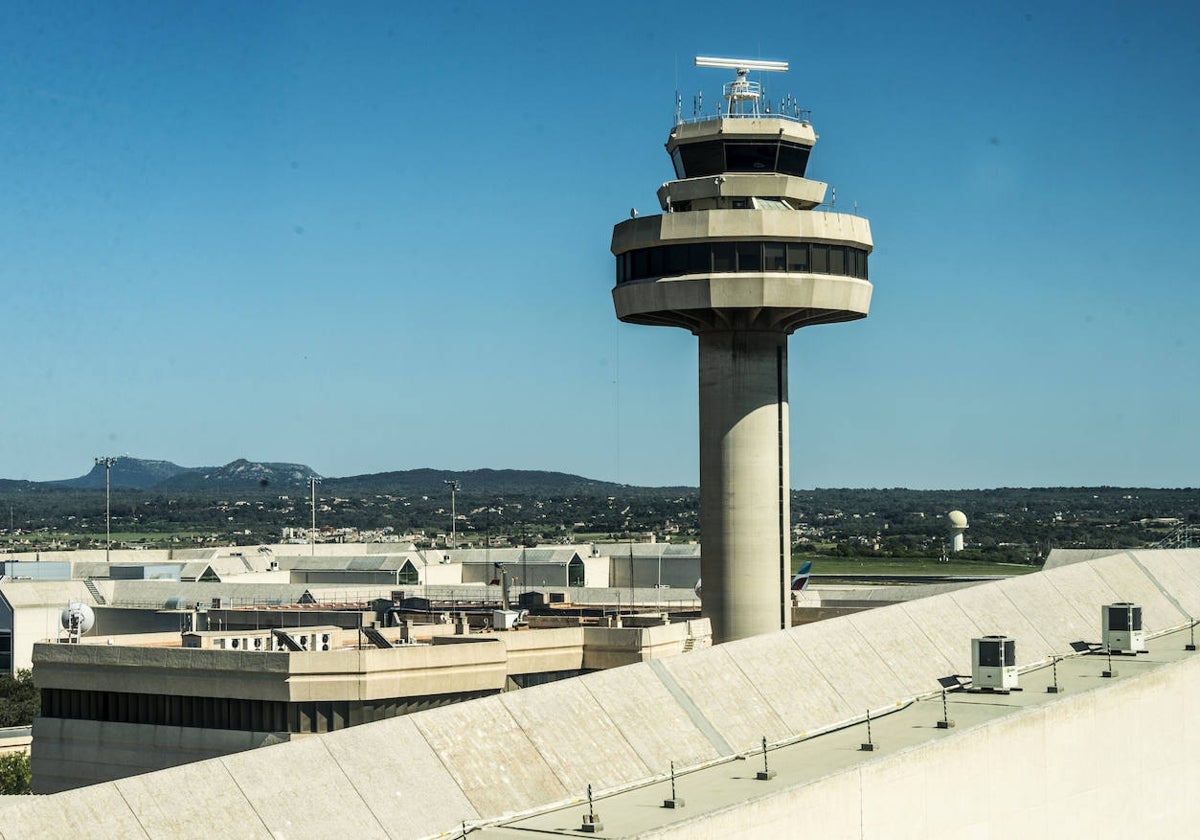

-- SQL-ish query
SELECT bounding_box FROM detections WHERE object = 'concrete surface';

[786,615,908,713]
[844,605,956,696]
[576,664,721,771]
[410,696,569,818]
[654,643,789,752]
[717,631,854,733]
[321,714,481,835]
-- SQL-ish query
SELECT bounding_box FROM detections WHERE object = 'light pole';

[95,457,117,562]
[309,476,321,557]
[444,480,460,550]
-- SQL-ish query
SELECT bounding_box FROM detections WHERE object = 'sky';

[1,1,1197,489]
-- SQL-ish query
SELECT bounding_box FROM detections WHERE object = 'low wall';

[0,726,31,756]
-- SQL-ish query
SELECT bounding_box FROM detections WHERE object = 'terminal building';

[31,615,710,792]
[0,542,692,677]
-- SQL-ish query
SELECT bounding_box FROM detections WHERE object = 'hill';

[53,458,191,490]
[324,467,629,496]
[154,459,319,491]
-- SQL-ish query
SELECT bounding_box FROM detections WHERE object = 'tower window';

[675,141,725,178]
[776,143,811,177]
[672,139,813,178]
[736,242,762,272]
[616,241,868,283]
[711,243,736,272]
[811,244,829,273]
[829,246,846,275]
[764,243,786,271]
[725,142,778,172]
[647,246,665,276]
[786,242,809,272]
[666,244,689,275]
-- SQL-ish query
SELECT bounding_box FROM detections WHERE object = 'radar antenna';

[60,601,95,644]
[694,56,789,117]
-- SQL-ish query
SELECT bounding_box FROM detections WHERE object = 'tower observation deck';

[610,57,874,643]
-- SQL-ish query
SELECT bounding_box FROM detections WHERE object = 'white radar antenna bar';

[694,56,788,116]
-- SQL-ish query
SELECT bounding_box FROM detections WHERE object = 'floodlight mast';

[694,56,789,117]
[95,457,118,563]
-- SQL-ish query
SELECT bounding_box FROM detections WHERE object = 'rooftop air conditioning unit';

[493,610,520,631]
[1103,603,1145,653]
[972,635,1018,691]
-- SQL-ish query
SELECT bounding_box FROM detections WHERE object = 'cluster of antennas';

[678,56,809,124]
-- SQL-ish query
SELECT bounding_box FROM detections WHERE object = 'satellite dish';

[61,602,96,635]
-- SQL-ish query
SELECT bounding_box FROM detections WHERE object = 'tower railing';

[675,108,812,127]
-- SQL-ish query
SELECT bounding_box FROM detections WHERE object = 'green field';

[794,554,1038,577]
[1,530,219,552]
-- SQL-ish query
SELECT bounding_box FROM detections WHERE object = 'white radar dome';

[947,510,969,529]
[61,602,96,634]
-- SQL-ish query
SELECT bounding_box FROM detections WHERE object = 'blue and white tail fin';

[790,560,812,591]
[695,560,810,600]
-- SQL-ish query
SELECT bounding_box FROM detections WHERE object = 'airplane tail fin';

[790,560,813,591]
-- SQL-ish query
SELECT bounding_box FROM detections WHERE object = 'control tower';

[610,57,874,643]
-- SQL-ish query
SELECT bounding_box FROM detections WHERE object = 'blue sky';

[1,1,1197,489]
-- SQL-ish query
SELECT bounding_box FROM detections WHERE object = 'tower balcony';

[656,173,828,212]
[613,209,871,253]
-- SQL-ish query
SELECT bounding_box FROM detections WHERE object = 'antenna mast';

[694,56,789,117]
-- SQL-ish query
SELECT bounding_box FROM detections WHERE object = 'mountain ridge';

[20,457,651,494]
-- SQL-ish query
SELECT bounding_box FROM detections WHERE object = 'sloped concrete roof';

[4,548,1199,838]
[0,580,94,609]
[1043,547,1127,569]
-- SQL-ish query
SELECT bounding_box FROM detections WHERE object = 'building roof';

[104,580,397,609]
[453,547,587,566]
[1042,547,1127,569]
[0,580,94,609]
[595,542,701,559]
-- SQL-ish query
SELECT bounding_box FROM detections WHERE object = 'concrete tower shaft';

[610,67,873,643]
[698,330,791,641]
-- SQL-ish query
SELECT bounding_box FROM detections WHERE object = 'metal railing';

[675,108,811,127]
[1153,524,1199,549]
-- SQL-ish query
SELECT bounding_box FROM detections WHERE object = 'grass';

[1,530,220,551]
[795,554,1039,577]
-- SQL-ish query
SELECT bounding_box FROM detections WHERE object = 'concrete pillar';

[698,330,791,643]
